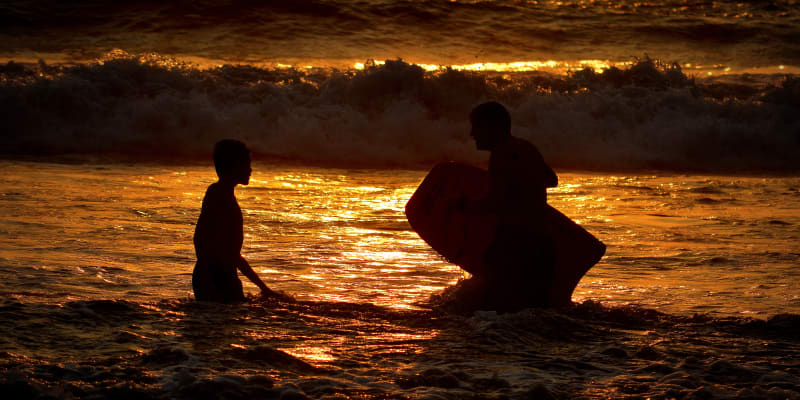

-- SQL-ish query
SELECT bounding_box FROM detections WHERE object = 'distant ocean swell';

[1,55,798,172]
[2,0,799,70]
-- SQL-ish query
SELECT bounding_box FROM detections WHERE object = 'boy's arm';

[235,256,277,296]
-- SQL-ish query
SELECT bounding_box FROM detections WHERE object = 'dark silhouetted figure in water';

[458,101,558,309]
[193,139,278,302]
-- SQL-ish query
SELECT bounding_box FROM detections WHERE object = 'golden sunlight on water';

[351,58,800,77]
[81,48,798,77]
[354,59,622,74]
[10,48,793,84]
[279,345,336,363]
[0,161,797,316]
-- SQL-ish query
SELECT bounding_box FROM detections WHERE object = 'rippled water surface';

[2,0,799,73]
[1,160,798,399]
[1,160,797,315]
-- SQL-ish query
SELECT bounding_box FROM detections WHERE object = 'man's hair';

[469,101,511,136]
[213,139,250,177]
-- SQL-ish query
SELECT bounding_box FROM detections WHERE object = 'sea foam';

[1,55,798,172]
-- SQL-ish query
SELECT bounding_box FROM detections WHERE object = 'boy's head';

[213,139,252,185]
[469,101,511,151]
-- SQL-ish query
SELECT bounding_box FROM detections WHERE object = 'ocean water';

[1,160,798,399]
[2,0,799,398]
[2,56,799,173]
[2,1,799,172]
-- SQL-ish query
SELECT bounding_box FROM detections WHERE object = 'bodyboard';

[405,162,606,306]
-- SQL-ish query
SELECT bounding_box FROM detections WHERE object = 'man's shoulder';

[511,136,541,152]
[493,137,542,162]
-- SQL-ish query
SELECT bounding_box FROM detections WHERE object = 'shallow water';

[2,0,799,397]
[1,161,798,315]
[1,160,798,398]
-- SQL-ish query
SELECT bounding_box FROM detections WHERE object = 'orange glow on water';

[3,161,798,400]
[354,59,622,74]
[351,59,800,76]
[8,48,792,83]
[279,345,336,363]
[0,161,797,316]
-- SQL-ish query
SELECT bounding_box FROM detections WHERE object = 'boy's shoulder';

[203,183,233,205]
[206,182,221,193]
[204,182,221,198]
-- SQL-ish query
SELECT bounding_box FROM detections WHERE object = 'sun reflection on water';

[279,345,336,363]
[354,59,621,74]
[0,161,797,316]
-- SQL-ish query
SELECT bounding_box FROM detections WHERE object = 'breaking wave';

[1,54,798,172]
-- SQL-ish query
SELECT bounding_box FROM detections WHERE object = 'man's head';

[214,139,252,185]
[469,101,511,151]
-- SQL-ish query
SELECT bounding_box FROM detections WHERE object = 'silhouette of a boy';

[192,139,276,302]
[461,101,558,307]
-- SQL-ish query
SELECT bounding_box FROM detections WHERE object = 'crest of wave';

[1,52,797,172]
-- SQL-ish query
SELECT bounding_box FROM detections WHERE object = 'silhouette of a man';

[461,101,558,307]
[192,139,277,302]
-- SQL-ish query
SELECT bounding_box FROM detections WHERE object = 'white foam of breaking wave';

[1,58,798,172]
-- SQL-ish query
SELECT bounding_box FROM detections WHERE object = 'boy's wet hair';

[470,101,511,136]
[213,139,250,177]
